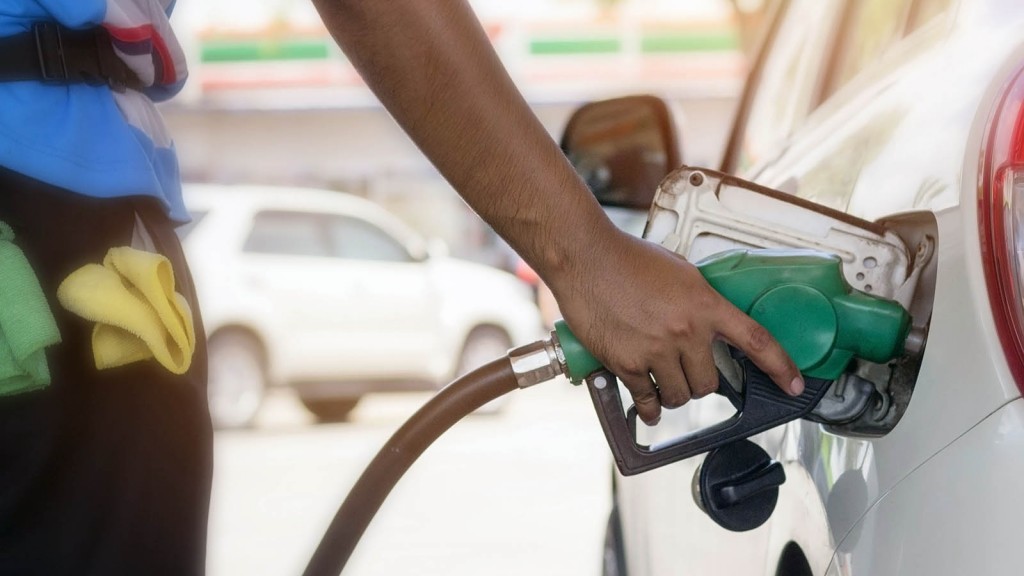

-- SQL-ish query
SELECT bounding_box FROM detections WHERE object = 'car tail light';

[980,65,1024,391]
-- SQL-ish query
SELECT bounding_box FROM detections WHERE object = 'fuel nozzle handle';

[550,248,915,476]
[552,320,602,385]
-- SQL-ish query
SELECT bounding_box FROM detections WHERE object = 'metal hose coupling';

[507,332,567,389]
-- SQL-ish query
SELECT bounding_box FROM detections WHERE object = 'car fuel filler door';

[554,166,935,531]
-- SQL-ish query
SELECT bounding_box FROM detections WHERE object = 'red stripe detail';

[103,24,178,84]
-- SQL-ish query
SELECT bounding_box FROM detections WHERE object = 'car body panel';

[614,1,1024,574]
[824,399,1024,576]
[619,394,776,575]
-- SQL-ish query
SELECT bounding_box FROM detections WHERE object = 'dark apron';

[0,166,212,576]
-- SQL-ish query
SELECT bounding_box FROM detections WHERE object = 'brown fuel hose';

[302,357,519,576]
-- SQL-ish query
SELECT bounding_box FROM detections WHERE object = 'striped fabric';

[0,0,190,221]
[104,0,187,99]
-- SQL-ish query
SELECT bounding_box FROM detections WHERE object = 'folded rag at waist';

[0,220,61,395]
[58,244,196,375]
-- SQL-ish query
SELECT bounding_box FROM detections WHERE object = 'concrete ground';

[207,378,612,576]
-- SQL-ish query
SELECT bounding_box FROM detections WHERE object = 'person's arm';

[310,0,804,424]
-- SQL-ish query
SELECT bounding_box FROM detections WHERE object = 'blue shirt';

[0,0,189,221]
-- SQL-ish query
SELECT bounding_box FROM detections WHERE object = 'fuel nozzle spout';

[904,325,928,357]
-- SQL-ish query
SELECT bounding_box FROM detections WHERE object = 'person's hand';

[548,229,804,425]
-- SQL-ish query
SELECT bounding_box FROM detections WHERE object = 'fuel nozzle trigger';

[581,360,831,476]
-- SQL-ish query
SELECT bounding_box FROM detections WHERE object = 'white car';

[179,184,543,428]
[573,1,1024,575]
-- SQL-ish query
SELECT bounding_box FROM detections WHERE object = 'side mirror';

[560,95,681,210]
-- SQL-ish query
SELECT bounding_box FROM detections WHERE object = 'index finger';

[717,309,804,396]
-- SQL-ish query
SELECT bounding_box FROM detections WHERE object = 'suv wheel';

[457,327,512,413]
[207,330,266,429]
[300,397,361,423]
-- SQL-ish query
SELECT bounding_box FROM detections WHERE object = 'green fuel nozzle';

[508,248,920,481]
[553,249,912,385]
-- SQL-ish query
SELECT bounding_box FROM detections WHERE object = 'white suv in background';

[179,184,543,428]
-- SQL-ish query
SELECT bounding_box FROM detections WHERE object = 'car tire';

[602,504,628,576]
[456,326,513,414]
[300,397,361,423]
[775,543,813,576]
[207,330,267,429]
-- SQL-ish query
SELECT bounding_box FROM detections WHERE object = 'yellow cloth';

[57,247,195,375]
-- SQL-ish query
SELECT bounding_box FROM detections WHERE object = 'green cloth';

[0,221,60,396]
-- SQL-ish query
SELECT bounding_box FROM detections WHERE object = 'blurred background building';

[162,0,764,267]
